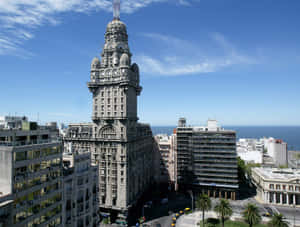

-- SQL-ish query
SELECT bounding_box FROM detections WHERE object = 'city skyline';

[1,0,300,126]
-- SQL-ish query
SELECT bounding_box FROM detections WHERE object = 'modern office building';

[176,118,238,200]
[0,120,63,227]
[252,167,300,206]
[154,134,176,184]
[62,150,99,227]
[63,1,153,223]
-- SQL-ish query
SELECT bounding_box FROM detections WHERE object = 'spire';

[113,0,120,20]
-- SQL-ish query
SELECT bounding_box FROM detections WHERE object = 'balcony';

[0,139,61,147]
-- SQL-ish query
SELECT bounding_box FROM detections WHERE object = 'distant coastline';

[151,126,300,150]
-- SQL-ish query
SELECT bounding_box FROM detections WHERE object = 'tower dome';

[120,53,130,66]
[91,57,100,69]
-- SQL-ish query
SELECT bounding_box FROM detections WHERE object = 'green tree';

[243,203,261,227]
[268,213,289,227]
[196,194,212,227]
[214,199,233,227]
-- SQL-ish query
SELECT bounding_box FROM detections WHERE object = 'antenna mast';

[113,0,120,20]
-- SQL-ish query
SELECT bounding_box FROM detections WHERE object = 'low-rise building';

[252,167,300,207]
[0,119,63,227]
[62,150,99,227]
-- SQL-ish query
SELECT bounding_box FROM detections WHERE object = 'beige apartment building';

[154,134,176,185]
[0,120,63,227]
[62,150,99,227]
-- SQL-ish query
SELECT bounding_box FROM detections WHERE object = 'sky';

[0,0,300,126]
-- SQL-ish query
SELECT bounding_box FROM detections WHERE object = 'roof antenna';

[113,0,120,20]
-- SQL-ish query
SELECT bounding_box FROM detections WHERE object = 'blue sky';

[0,0,300,126]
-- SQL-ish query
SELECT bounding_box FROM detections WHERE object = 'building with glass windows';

[0,120,63,227]
[176,118,238,200]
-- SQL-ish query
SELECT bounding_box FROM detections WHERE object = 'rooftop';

[253,167,300,181]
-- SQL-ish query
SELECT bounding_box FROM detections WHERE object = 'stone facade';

[62,151,99,227]
[64,14,153,223]
[252,167,300,207]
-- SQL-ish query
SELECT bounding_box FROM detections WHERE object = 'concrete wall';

[0,147,12,194]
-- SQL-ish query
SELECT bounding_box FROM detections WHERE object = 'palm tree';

[214,199,233,227]
[268,213,289,227]
[243,203,261,227]
[196,193,212,227]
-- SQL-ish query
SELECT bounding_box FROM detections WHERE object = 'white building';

[265,138,288,167]
[252,167,300,207]
[237,137,288,167]
[237,138,264,164]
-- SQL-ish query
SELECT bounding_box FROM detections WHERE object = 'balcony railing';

[0,139,61,147]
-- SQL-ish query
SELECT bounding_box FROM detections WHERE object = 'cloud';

[0,0,192,56]
[136,32,256,76]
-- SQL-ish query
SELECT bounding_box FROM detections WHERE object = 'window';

[289,185,294,191]
[114,105,117,111]
[121,97,123,103]
[114,98,117,103]
[101,92,104,97]
[108,98,110,104]
[121,105,123,110]
[269,184,274,189]
[276,184,281,190]
[101,105,104,111]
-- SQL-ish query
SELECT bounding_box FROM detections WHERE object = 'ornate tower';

[86,0,153,223]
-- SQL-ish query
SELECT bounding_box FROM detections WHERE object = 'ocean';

[151,126,300,150]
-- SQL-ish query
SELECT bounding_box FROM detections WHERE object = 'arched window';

[99,126,117,139]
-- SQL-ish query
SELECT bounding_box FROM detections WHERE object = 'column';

[213,190,216,198]
[280,193,283,204]
[273,193,276,204]
[208,190,210,197]
[219,191,222,198]
[264,192,267,203]
[225,191,228,199]
[293,194,296,205]
[286,194,289,205]
[267,192,270,204]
